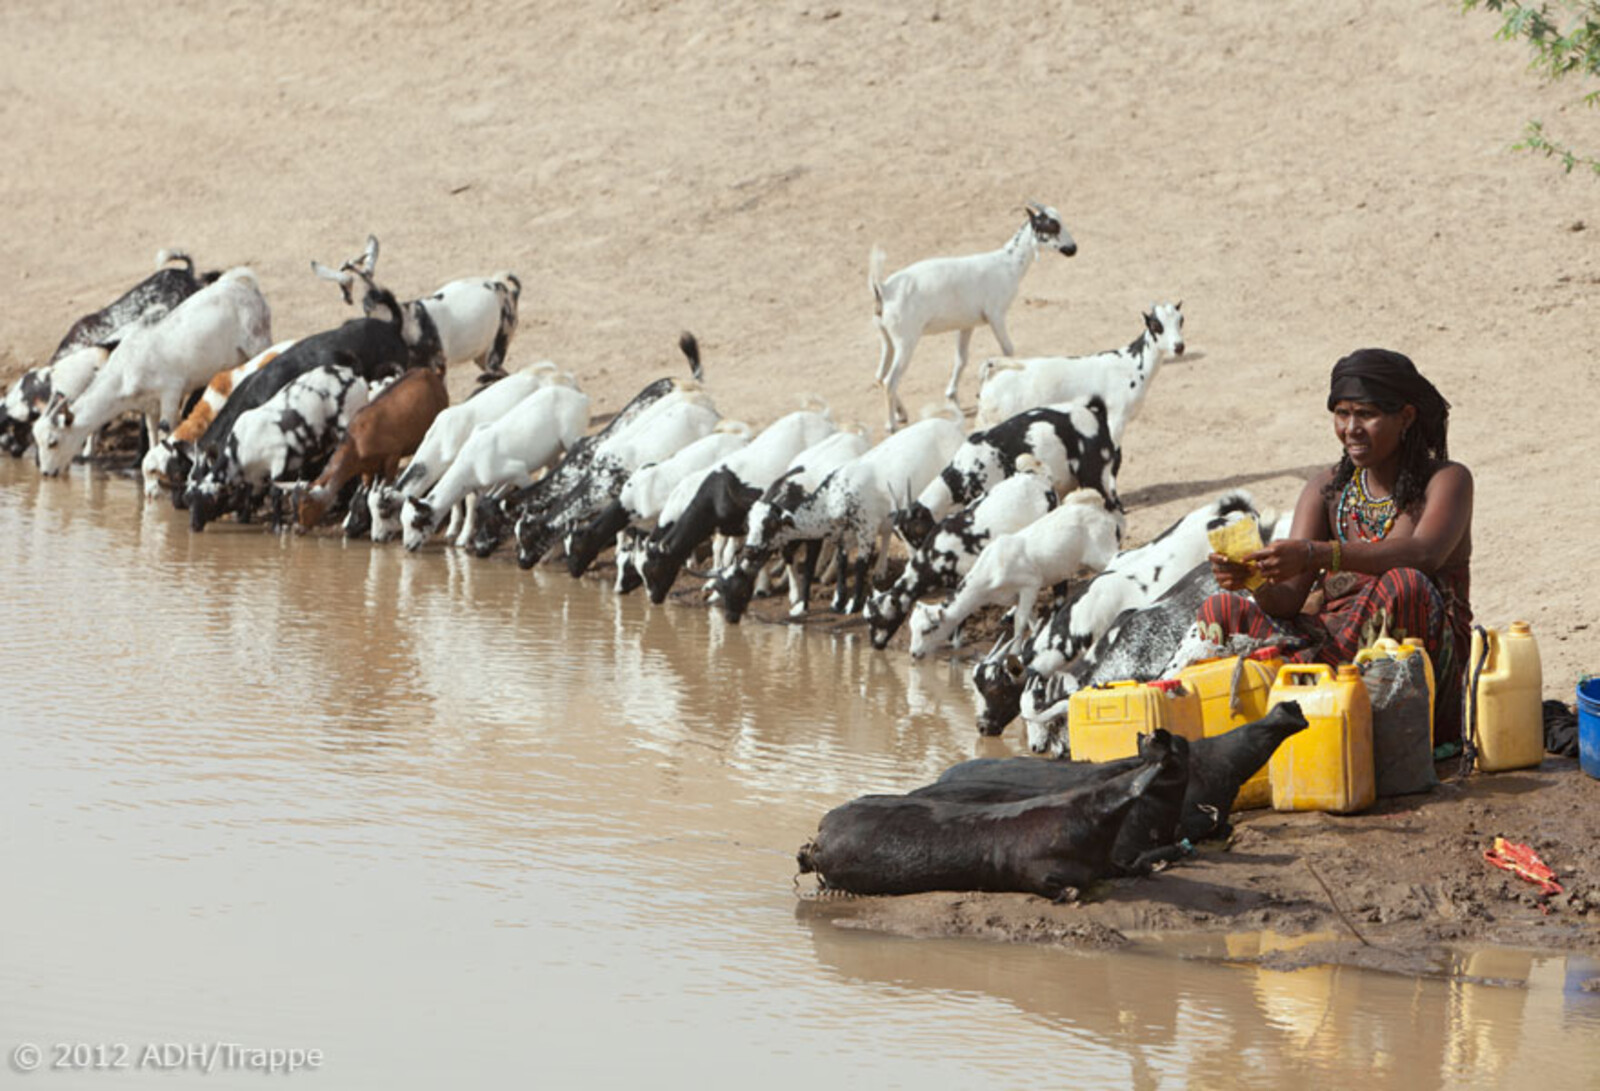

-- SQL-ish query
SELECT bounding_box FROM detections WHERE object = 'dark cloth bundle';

[1543,699,1579,758]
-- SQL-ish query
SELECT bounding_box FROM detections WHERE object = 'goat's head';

[31,396,78,477]
[1025,202,1077,257]
[890,499,936,552]
[342,484,373,539]
[865,587,911,650]
[972,636,1031,736]
[310,236,380,306]
[1143,301,1185,358]
[712,554,760,622]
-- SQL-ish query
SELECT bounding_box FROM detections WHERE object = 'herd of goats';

[3,207,1317,898]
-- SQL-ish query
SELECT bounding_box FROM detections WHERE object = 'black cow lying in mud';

[915,702,1310,844]
[796,731,1190,903]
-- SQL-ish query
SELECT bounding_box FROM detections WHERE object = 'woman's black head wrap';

[1327,347,1450,456]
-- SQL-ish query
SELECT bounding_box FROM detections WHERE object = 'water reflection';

[6,458,1600,1091]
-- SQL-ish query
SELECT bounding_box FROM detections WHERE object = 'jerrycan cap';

[1148,679,1184,694]
[1336,663,1361,682]
[1509,620,1533,636]
[1249,646,1281,661]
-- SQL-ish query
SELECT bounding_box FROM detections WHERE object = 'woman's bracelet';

[1329,539,1342,573]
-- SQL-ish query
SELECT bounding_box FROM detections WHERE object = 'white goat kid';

[369,363,568,543]
[33,269,273,477]
[401,384,591,551]
[313,235,520,374]
[975,302,1186,438]
[908,489,1125,659]
[866,456,1059,650]
[870,203,1076,433]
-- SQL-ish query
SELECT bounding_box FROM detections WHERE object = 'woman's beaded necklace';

[1337,468,1397,542]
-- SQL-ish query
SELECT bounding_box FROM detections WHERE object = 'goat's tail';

[156,249,195,275]
[867,246,886,317]
[678,331,704,381]
[497,272,523,304]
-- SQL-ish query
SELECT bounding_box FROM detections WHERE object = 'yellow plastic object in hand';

[1206,515,1265,590]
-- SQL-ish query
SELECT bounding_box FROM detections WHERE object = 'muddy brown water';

[3,458,1598,1089]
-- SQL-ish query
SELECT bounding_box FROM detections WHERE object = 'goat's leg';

[789,540,819,616]
[850,545,877,616]
[987,312,1016,358]
[454,492,480,548]
[874,324,895,385]
[946,327,974,405]
[1012,586,1039,643]
[830,543,853,613]
[882,332,919,431]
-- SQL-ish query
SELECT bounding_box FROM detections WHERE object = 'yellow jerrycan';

[1469,622,1544,773]
[1266,663,1375,814]
[1067,679,1203,762]
[1176,648,1284,810]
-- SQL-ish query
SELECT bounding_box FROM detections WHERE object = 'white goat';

[313,235,520,373]
[402,384,591,551]
[33,269,273,476]
[870,203,1076,433]
[866,456,1059,650]
[368,363,568,543]
[975,302,1186,438]
[908,489,1125,659]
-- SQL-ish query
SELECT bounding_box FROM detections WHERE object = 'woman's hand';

[1208,551,1259,592]
[1243,539,1320,584]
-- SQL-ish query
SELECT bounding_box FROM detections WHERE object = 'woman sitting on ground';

[1198,348,1473,745]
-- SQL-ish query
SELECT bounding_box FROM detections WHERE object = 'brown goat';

[296,367,449,529]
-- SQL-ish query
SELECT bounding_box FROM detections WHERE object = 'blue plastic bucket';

[1579,677,1600,780]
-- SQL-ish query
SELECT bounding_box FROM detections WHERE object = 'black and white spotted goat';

[187,363,370,532]
[719,413,966,617]
[893,397,1122,552]
[178,308,414,512]
[49,250,220,366]
[1,345,107,458]
[975,302,1186,439]
[465,372,693,559]
[871,202,1077,433]
[512,385,722,569]
[638,406,838,604]
[865,455,1059,650]
[710,427,872,620]
[312,235,520,374]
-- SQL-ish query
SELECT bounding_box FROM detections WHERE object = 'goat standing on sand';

[871,203,1076,433]
[975,302,1186,438]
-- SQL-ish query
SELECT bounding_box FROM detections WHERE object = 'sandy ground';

[4,2,1598,967]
